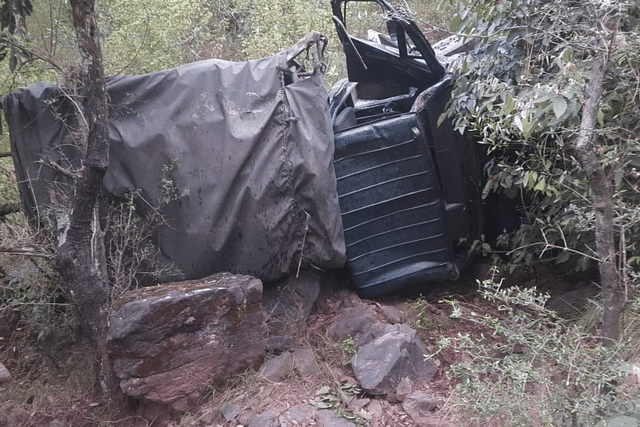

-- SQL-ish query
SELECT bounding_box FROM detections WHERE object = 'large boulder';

[107,272,265,413]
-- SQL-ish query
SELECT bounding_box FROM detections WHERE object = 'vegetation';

[443,0,640,344]
[439,275,636,427]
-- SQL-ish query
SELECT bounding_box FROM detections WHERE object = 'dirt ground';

[0,260,613,427]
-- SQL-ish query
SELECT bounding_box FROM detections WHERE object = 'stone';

[396,377,413,396]
[248,411,280,427]
[107,272,265,413]
[5,258,38,282]
[49,420,66,427]
[363,399,383,421]
[347,398,370,412]
[402,392,441,423]
[351,324,436,395]
[266,336,300,352]
[316,409,356,427]
[326,303,385,348]
[293,347,319,378]
[263,269,322,336]
[6,408,29,427]
[387,377,413,403]
[279,404,317,426]
[380,305,405,324]
[260,352,294,382]
[221,403,245,422]
[0,362,11,384]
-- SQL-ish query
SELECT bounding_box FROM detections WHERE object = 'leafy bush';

[442,0,640,277]
[439,277,631,427]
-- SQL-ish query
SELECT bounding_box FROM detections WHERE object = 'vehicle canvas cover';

[2,42,346,283]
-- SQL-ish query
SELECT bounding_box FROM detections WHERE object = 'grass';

[179,328,362,426]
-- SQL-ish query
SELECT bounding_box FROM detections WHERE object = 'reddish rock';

[107,272,265,413]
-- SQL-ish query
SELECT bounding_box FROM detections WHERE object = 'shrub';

[439,276,629,427]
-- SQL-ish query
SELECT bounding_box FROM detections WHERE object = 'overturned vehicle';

[2,2,485,298]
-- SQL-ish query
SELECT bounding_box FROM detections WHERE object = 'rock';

[396,377,413,396]
[402,391,440,423]
[326,303,385,348]
[6,408,29,427]
[347,398,370,412]
[248,411,280,427]
[0,362,11,384]
[263,269,322,336]
[351,324,436,395]
[380,305,405,324]
[363,399,383,421]
[316,409,356,427]
[5,258,38,282]
[260,352,294,382]
[266,336,300,352]
[279,404,317,426]
[387,377,413,403]
[293,347,319,378]
[107,272,265,413]
[49,420,66,427]
[221,403,245,422]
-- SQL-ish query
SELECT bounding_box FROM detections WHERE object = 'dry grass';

[184,326,358,426]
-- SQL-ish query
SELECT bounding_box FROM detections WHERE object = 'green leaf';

[555,250,570,264]
[451,15,462,32]
[552,97,567,119]
[527,171,538,189]
[316,386,331,395]
[533,177,546,192]
[315,401,334,409]
[597,107,604,127]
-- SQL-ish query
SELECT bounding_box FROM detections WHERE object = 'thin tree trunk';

[571,54,623,345]
[54,0,124,415]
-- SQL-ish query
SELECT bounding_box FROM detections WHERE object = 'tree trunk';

[54,0,124,414]
[571,54,623,345]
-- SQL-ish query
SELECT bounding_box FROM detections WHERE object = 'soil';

[0,258,609,427]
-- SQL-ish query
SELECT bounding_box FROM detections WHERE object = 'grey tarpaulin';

[2,33,346,283]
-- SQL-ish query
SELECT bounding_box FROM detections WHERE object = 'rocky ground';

[0,256,631,427]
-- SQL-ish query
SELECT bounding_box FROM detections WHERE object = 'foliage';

[440,276,629,427]
[339,337,356,357]
[442,0,640,275]
[0,214,73,344]
[103,192,179,303]
[405,295,447,333]
[98,0,214,75]
[313,381,368,425]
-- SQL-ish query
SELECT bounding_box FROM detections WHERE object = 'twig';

[507,241,604,264]
[0,246,52,258]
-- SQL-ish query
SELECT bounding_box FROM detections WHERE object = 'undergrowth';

[439,274,637,427]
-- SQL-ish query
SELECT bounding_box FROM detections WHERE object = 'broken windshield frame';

[330,0,445,88]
